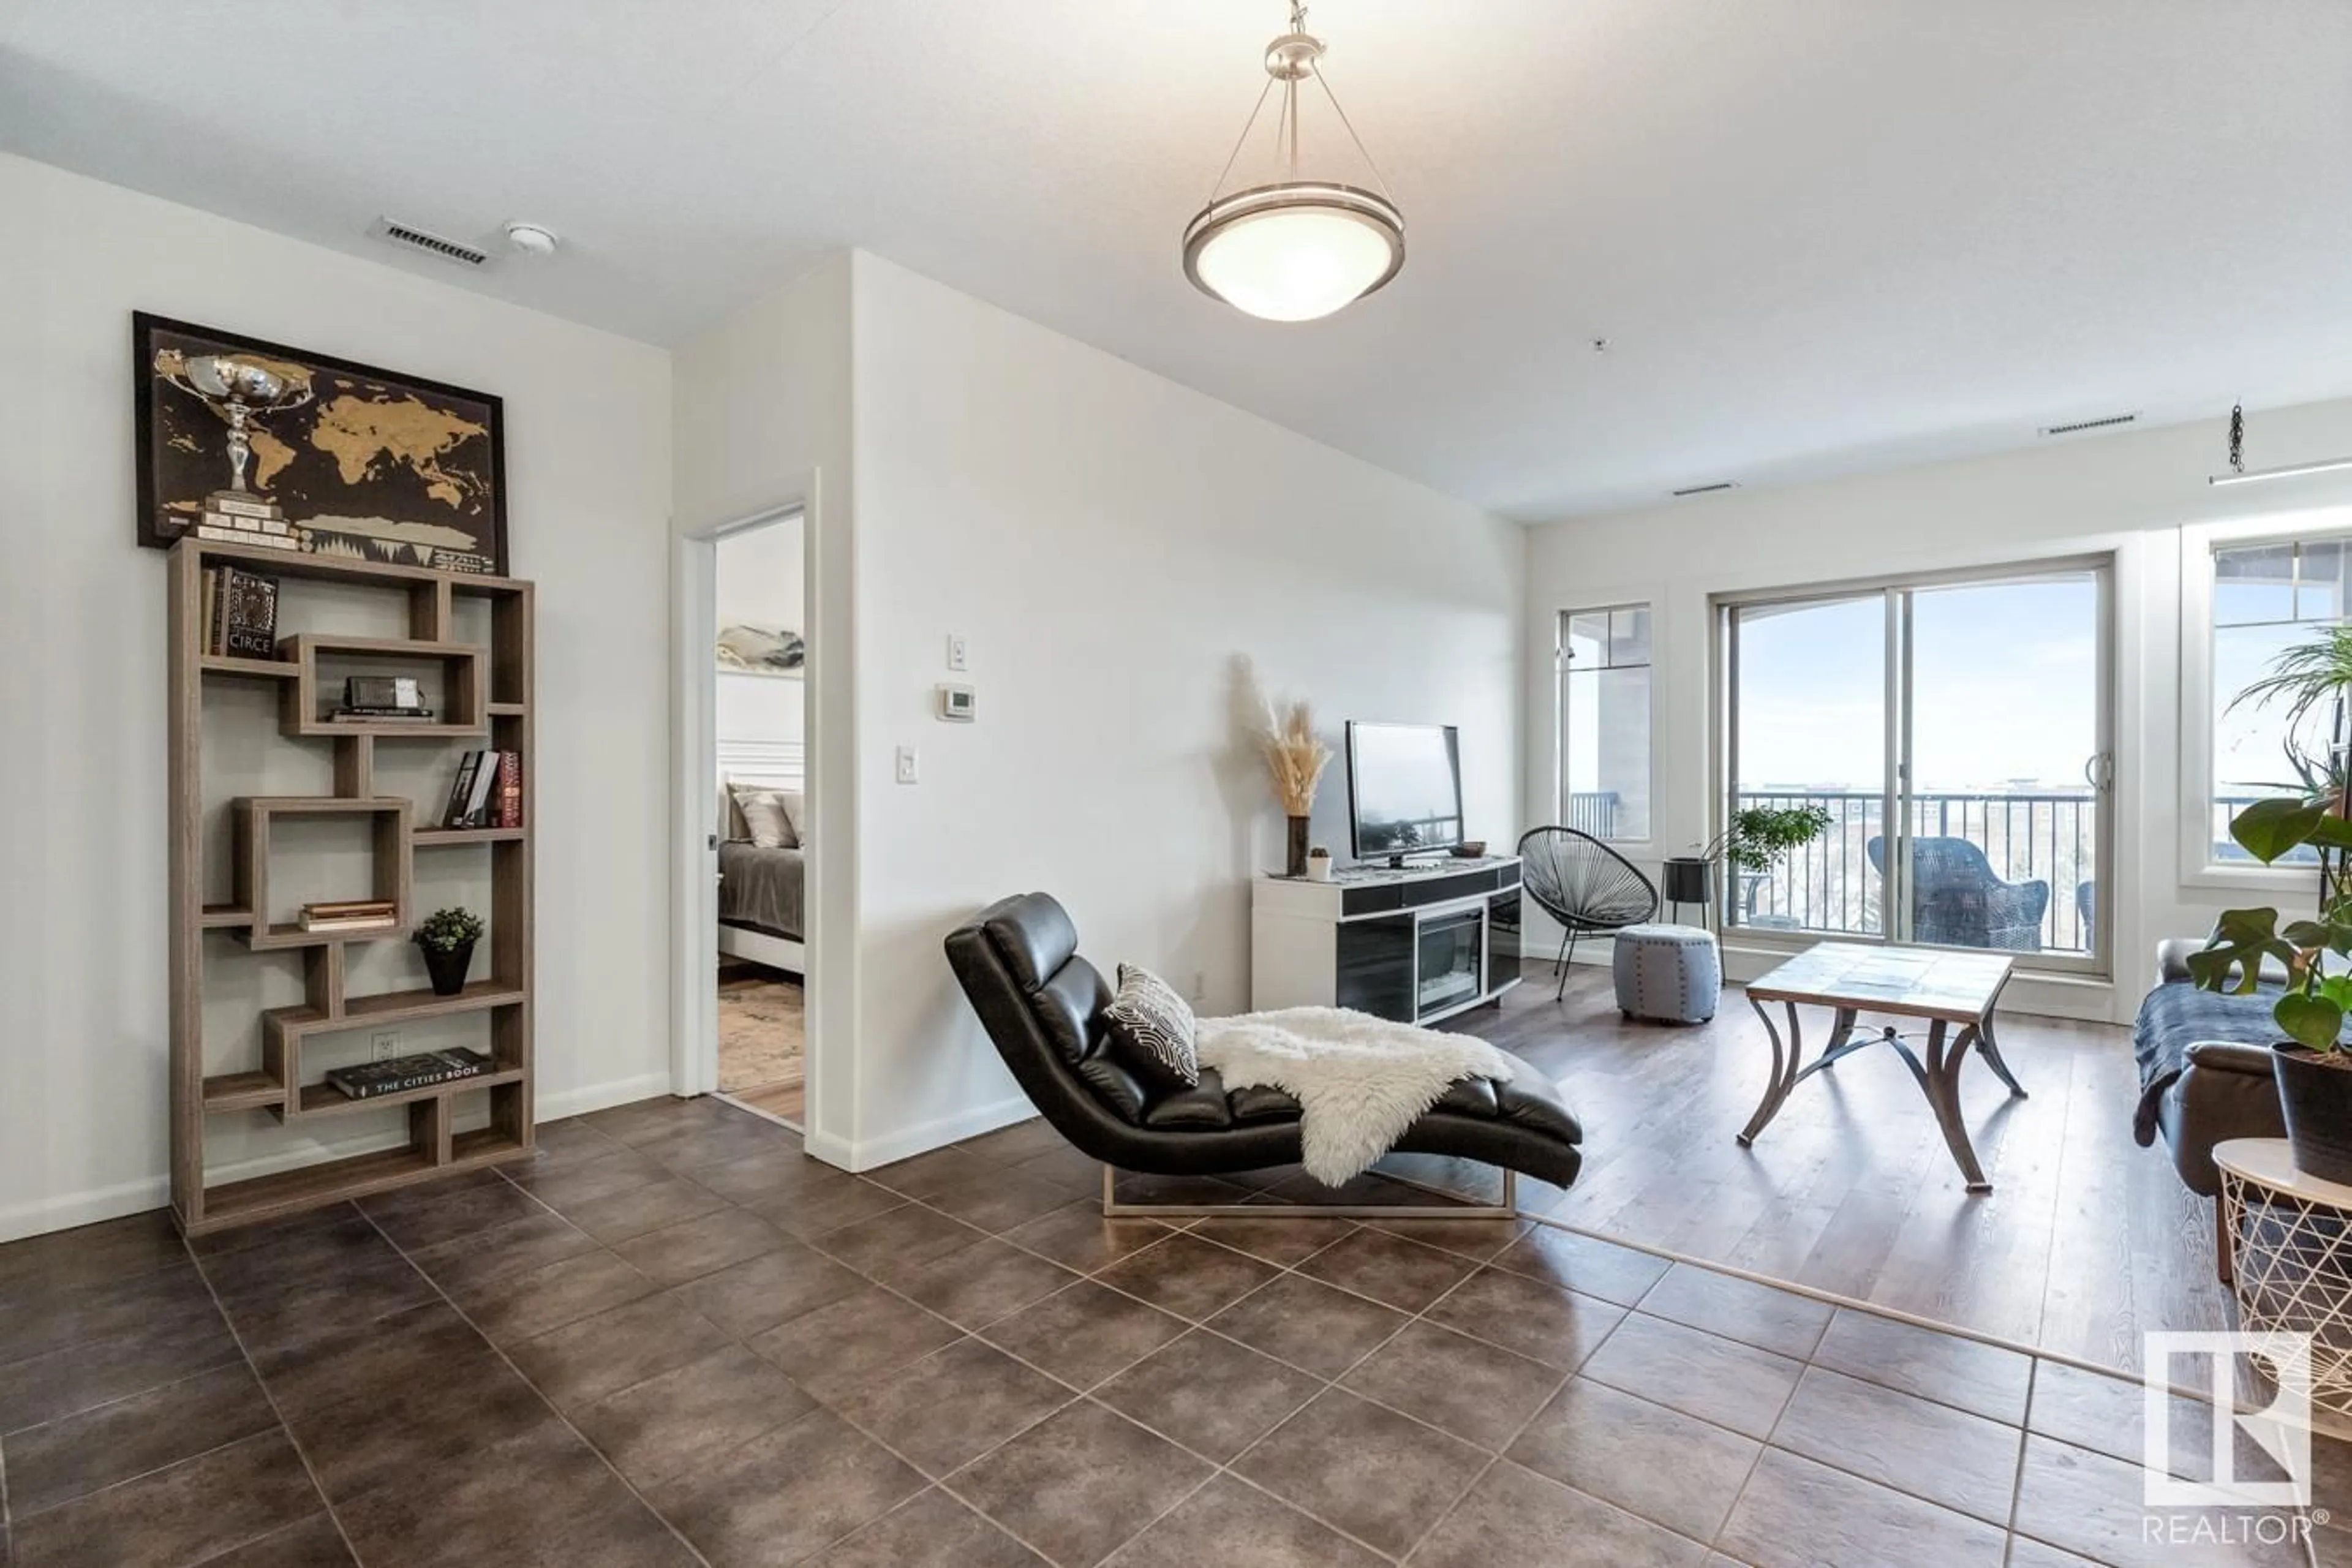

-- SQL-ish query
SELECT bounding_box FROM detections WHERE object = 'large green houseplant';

[2187,624,2352,1183]
[1662,803,1834,921]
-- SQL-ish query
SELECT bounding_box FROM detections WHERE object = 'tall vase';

[1286,816,1311,878]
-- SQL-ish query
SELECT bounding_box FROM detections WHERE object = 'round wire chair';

[1517,826,1661,1000]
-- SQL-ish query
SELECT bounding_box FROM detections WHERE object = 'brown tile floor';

[0,1097,2342,1566]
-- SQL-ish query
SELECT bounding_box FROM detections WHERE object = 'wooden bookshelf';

[168,540,536,1236]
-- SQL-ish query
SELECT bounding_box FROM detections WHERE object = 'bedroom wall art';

[717,623,805,677]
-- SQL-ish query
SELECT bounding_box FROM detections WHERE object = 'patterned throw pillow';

[1104,964,1199,1093]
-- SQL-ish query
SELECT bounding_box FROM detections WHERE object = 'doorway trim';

[671,497,818,1128]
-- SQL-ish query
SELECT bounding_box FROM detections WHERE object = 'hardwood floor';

[1454,961,2231,1377]
[730,1079,805,1123]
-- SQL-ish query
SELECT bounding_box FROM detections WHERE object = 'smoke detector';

[503,221,560,257]
[369,216,490,268]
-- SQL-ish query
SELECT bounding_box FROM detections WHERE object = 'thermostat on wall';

[937,684,976,722]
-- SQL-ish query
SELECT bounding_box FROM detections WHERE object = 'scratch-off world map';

[137,316,506,575]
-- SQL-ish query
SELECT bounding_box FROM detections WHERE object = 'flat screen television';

[1346,722,1465,865]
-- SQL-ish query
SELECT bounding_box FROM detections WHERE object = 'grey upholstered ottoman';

[1611,924,1721,1024]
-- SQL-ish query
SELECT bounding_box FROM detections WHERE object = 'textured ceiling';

[6,0,2350,518]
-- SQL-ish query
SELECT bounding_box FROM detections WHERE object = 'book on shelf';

[298,913,398,933]
[462,750,500,826]
[325,1047,494,1101]
[303,899,396,919]
[201,565,281,659]
[436,748,521,829]
[441,752,483,828]
[492,750,522,829]
[328,707,437,722]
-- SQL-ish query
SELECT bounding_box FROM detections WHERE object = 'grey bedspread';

[718,840,805,942]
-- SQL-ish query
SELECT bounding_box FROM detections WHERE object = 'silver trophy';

[157,353,316,546]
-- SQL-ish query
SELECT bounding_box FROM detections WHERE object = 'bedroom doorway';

[709,510,807,1128]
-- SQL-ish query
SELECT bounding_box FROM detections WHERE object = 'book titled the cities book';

[325,1048,493,1101]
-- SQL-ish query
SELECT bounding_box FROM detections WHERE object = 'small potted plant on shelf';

[1663,804,1835,921]
[1305,846,1333,883]
[2187,625,2352,1183]
[415,906,485,997]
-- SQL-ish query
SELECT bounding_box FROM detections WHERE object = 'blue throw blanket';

[2128,981,2281,1146]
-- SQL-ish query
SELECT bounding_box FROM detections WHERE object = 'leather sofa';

[2133,938,2288,1199]
[943,892,1585,1197]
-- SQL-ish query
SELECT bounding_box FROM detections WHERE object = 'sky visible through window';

[1736,579,2098,794]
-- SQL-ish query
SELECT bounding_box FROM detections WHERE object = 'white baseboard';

[0,1070,680,1245]
[803,1128,856,1170]
[539,1072,676,1121]
[829,1095,1037,1173]
[0,1174,172,1246]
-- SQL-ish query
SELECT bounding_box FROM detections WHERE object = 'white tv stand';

[1250,856,1524,1026]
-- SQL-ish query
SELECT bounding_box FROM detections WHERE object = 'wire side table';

[2215,1137,2352,1423]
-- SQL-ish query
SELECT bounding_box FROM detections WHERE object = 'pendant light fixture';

[2209,401,2352,487]
[1183,2,1404,323]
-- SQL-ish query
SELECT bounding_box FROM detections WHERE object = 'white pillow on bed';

[728,784,804,850]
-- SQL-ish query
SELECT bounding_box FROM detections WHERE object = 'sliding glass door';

[1720,559,2111,973]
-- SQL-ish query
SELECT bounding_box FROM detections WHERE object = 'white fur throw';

[1195,1007,1518,1186]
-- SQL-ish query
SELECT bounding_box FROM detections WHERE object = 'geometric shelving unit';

[168,538,535,1235]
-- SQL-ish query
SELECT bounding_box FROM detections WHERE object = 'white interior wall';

[0,153,674,1240]
[671,256,858,1157]
[1523,395,2352,1024]
[715,516,807,748]
[843,252,1525,1163]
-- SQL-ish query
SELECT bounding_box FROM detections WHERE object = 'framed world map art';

[133,312,508,575]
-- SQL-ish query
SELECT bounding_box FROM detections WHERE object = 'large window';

[1560,605,1652,841]
[2208,536,2350,867]
[1719,561,2111,969]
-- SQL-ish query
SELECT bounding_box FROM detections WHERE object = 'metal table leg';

[1737,996,1804,1147]
[1921,1019,1992,1193]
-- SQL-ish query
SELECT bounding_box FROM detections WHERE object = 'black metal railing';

[1729,790,2101,953]
[1564,791,1620,839]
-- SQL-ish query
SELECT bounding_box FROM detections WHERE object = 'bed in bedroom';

[718,839,804,974]
[718,744,805,975]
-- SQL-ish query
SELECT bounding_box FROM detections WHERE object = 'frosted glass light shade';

[1183,183,1404,323]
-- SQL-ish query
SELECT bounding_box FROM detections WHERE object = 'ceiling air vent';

[369,216,490,268]
[1670,481,1740,498]
[2038,412,2138,437]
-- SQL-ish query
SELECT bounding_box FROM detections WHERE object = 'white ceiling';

[6,1,2350,519]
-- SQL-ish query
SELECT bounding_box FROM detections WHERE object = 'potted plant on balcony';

[1664,804,1834,924]
[2186,624,2352,1183]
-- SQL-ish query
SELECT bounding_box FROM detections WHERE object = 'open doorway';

[711,513,807,1126]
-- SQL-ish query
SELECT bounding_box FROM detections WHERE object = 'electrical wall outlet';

[370,1031,400,1061]
[1191,971,1207,1004]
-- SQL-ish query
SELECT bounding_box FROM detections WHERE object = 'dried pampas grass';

[1256,696,1332,817]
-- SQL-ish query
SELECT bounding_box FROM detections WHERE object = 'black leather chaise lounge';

[944,892,1584,1216]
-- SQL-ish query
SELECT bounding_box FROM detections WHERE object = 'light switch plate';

[895,746,920,785]
[946,634,968,671]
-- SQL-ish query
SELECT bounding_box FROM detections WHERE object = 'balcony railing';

[1564,788,2113,954]
[1726,791,2098,954]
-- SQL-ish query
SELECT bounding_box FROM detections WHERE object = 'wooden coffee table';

[1738,941,2022,1192]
